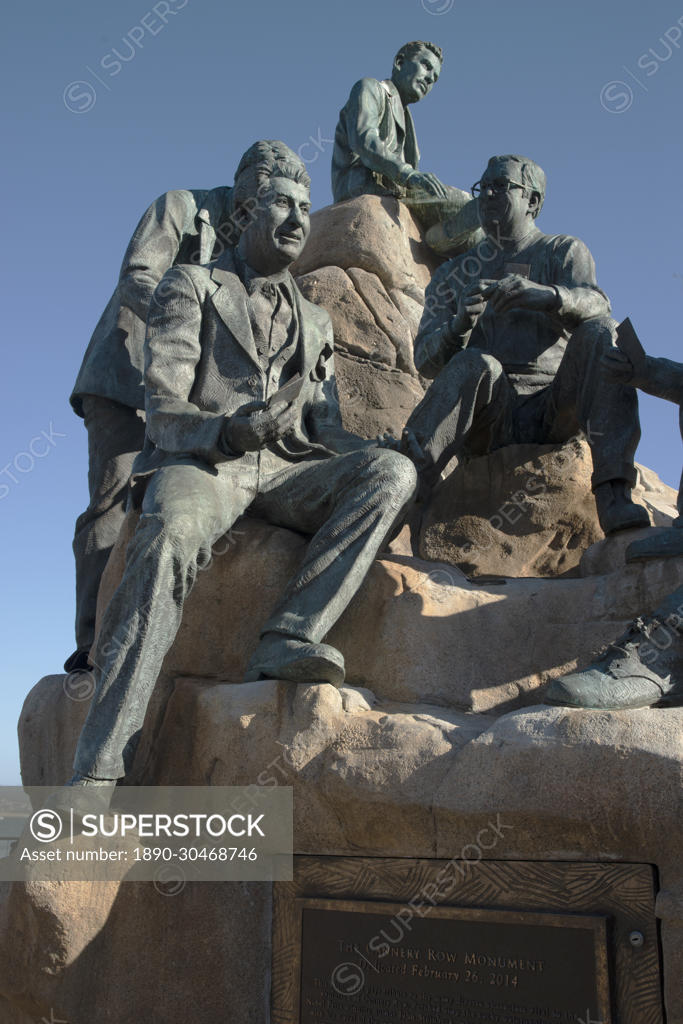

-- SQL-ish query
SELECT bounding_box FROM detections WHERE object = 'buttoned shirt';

[235,255,300,400]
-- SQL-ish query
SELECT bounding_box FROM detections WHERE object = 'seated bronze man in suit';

[332,40,449,206]
[70,140,417,785]
[401,153,649,538]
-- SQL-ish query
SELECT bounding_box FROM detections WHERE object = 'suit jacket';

[332,78,419,203]
[131,248,358,485]
[70,185,233,415]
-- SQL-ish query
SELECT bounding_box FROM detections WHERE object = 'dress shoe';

[244,633,345,686]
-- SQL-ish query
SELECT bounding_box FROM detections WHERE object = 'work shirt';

[415,228,611,395]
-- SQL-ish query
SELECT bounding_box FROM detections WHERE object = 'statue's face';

[393,47,441,104]
[476,160,535,238]
[238,176,311,274]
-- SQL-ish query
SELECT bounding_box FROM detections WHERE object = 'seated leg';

[72,459,249,781]
[245,448,418,684]
[548,317,648,535]
[69,397,145,668]
[402,349,512,490]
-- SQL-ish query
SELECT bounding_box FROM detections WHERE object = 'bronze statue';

[398,154,649,538]
[546,327,683,709]
[67,183,233,673]
[69,141,417,785]
[332,40,448,205]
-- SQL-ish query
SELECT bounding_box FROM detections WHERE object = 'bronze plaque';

[273,859,663,1024]
[298,899,611,1024]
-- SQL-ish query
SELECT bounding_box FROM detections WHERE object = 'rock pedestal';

[3,195,683,1023]
[5,517,683,1022]
[419,440,679,579]
[293,195,439,439]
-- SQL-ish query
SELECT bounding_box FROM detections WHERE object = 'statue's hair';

[486,154,546,217]
[232,140,310,211]
[394,40,443,66]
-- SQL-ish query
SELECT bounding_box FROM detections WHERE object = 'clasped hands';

[449,275,559,336]
[222,398,297,454]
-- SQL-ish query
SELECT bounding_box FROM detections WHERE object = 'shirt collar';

[233,248,293,301]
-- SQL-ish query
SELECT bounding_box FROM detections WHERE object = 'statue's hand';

[223,399,298,453]
[400,428,429,470]
[455,281,489,332]
[481,275,557,314]
[377,432,401,451]
[405,171,450,200]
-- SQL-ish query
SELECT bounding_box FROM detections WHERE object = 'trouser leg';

[73,459,249,780]
[677,405,683,522]
[402,349,514,489]
[546,317,641,489]
[71,397,146,652]
[253,447,417,642]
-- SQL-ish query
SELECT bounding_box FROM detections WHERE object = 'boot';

[545,586,683,709]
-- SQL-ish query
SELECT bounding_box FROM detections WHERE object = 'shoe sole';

[545,694,661,710]
[245,654,345,687]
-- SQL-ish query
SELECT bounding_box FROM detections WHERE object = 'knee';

[570,315,618,352]
[367,449,419,505]
[135,510,212,566]
[452,348,504,385]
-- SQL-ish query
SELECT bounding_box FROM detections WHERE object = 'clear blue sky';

[1,0,682,783]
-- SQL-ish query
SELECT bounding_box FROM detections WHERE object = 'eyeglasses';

[471,179,527,198]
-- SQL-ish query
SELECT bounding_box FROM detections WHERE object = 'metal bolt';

[629,930,645,948]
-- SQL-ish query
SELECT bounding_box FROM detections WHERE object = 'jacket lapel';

[290,278,321,377]
[210,250,260,368]
[383,80,405,141]
[404,106,419,169]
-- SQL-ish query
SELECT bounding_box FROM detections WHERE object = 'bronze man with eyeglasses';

[399,153,648,538]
